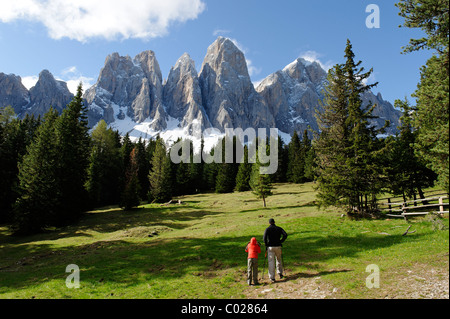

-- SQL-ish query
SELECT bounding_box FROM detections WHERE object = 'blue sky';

[0,0,433,104]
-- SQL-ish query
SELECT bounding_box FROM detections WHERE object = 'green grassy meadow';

[0,183,448,299]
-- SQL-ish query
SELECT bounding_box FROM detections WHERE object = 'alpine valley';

[0,37,402,146]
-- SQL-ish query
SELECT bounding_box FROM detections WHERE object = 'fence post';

[439,197,444,213]
[388,198,391,211]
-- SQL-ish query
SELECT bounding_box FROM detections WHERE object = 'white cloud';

[21,75,39,90]
[0,0,206,42]
[362,72,377,86]
[246,59,262,77]
[213,29,231,37]
[300,50,334,71]
[56,66,95,94]
[21,67,95,94]
[63,76,95,94]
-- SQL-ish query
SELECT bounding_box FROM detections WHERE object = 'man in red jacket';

[245,237,262,285]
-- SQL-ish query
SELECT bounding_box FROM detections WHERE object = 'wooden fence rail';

[379,194,449,220]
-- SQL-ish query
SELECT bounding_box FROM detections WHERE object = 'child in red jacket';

[245,237,261,285]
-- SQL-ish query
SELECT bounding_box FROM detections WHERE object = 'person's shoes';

[254,282,260,286]
[270,279,276,283]
[279,273,284,279]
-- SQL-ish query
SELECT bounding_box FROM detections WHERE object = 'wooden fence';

[378,192,449,220]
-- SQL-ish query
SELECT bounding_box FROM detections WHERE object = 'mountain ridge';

[0,37,402,144]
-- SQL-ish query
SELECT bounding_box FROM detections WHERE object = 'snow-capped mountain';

[1,37,402,145]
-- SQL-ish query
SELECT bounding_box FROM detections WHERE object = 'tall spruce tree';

[384,98,436,201]
[120,147,141,210]
[85,120,122,207]
[235,145,252,191]
[412,55,449,191]
[315,40,385,215]
[287,130,304,183]
[272,136,288,183]
[215,136,238,193]
[249,142,274,208]
[54,83,91,225]
[136,137,151,199]
[396,0,449,191]
[0,112,40,223]
[149,138,172,203]
[13,109,60,234]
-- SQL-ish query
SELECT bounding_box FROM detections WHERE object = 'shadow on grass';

[0,228,424,294]
[239,202,317,214]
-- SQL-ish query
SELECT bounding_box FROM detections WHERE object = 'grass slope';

[0,183,448,299]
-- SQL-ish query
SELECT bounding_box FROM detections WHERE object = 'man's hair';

[269,218,275,225]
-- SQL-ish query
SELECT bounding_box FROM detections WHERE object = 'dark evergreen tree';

[315,40,386,215]
[13,109,60,234]
[85,120,122,207]
[215,137,239,193]
[396,0,449,191]
[287,130,304,183]
[304,145,317,182]
[135,137,151,200]
[54,83,91,225]
[385,98,437,201]
[272,136,288,183]
[235,145,252,191]
[249,142,274,207]
[172,139,193,195]
[188,140,204,194]
[0,112,40,222]
[120,147,141,210]
[149,138,172,203]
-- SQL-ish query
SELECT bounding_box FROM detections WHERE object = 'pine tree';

[136,137,151,199]
[235,145,252,191]
[215,137,238,193]
[304,146,317,182]
[85,120,122,207]
[13,109,60,234]
[54,83,91,225]
[315,40,385,215]
[0,113,40,222]
[413,55,449,192]
[149,138,172,203]
[384,98,436,201]
[188,140,204,194]
[314,63,351,209]
[250,143,274,207]
[272,136,288,183]
[287,130,304,183]
[120,147,141,210]
[396,0,449,56]
[396,0,449,191]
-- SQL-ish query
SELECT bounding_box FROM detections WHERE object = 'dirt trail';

[244,264,449,299]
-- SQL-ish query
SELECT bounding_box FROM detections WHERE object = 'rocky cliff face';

[84,51,167,131]
[0,37,402,141]
[26,70,74,117]
[0,72,30,114]
[256,58,401,135]
[199,37,275,130]
[163,53,211,134]
[256,58,327,134]
[0,70,73,118]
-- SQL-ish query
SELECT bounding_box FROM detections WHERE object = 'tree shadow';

[0,228,424,294]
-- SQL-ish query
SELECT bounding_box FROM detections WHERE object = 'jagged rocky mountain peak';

[0,72,30,113]
[201,36,249,78]
[0,37,402,143]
